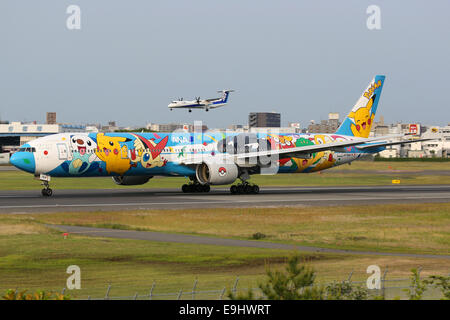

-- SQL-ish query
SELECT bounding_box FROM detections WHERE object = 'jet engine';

[112,176,153,186]
[195,162,239,185]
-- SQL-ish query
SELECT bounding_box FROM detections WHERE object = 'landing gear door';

[57,143,69,160]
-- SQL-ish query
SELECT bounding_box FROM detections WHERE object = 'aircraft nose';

[10,151,36,174]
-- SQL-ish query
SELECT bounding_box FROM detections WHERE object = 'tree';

[424,275,450,300]
[403,268,427,300]
[325,281,369,300]
[229,255,325,300]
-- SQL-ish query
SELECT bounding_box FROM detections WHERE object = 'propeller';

[196,97,201,103]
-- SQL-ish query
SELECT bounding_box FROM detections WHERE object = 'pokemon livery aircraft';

[168,90,234,112]
[10,76,428,197]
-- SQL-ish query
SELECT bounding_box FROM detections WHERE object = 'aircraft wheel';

[230,185,237,194]
[244,184,253,194]
[182,184,189,193]
[41,188,52,197]
[189,110,192,113]
[236,185,244,194]
[252,185,260,194]
[202,184,210,193]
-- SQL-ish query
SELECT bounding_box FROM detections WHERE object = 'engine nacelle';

[196,162,239,185]
[112,176,153,186]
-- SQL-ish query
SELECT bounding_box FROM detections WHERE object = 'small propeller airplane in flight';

[168,89,234,112]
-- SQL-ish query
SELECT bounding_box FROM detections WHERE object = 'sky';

[1,1,449,128]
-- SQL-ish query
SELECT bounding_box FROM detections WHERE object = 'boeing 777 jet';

[10,76,430,196]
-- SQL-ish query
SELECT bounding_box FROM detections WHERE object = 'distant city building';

[46,112,57,124]
[249,127,301,134]
[307,113,340,133]
[371,122,449,158]
[146,123,208,132]
[101,121,119,132]
[249,112,280,128]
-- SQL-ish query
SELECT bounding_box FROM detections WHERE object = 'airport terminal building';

[0,122,86,163]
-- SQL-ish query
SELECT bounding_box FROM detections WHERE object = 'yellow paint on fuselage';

[95,133,130,175]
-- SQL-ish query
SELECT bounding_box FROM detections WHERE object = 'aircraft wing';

[179,134,424,165]
[234,136,390,160]
[355,138,434,150]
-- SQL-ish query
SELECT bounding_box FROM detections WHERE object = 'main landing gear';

[182,182,210,193]
[39,174,53,197]
[229,170,260,194]
[230,182,259,194]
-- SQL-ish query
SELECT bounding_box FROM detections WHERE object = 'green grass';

[0,218,331,299]
[23,203,450,256]
[0,213,448,299]
[1,160,450,190]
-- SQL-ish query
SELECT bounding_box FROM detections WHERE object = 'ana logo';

[218,167,227,176]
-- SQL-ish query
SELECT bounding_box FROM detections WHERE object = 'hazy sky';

[1,1,449,128]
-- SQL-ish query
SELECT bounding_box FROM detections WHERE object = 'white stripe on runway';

[0,195,449,209]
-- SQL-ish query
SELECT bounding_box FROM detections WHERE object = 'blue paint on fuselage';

[29,132,384,178]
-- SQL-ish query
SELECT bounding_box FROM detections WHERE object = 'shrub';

[2,289,71,300]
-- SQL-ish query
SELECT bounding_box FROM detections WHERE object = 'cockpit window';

[18,147,36,153]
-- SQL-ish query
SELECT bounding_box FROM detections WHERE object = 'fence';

[49,268,447,300]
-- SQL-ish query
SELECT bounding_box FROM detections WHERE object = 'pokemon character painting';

[10,76,431,196]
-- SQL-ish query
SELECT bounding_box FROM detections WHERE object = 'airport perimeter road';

[49,224,450,260]
[1,185,450,213]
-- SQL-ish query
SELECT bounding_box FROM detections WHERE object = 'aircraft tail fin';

[218,90,234,103]
[335,75,385,138]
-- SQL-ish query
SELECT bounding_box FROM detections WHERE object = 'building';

[146,122,208,132]
[249,127,301,134]
[249,112,281,128]
[46,112,57,124]
[0,122,86,153]
[372,122,450,158]
[307,113,341,133]
[101,121,119,132]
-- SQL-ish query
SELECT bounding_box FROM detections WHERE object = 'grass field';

[1,161,449,299]
[0,215,448,299]
[27,203,450,256]
[1,160,450,190]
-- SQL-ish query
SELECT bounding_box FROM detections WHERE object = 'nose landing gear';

[37,174,53,197]
[41,186,53,197]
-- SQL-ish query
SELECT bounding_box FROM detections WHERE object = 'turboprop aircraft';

[10,76,431,196]
[168,90,234,112]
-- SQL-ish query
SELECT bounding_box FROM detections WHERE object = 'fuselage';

[10,131,383,179]
[168,99,225,109]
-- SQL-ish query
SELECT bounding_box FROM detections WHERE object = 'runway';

[1,184,450,213]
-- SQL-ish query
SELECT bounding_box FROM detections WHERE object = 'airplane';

[168,90,234,112]
[10,75,433,197]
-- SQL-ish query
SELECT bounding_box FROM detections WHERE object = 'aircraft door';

[56,143,69,160]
